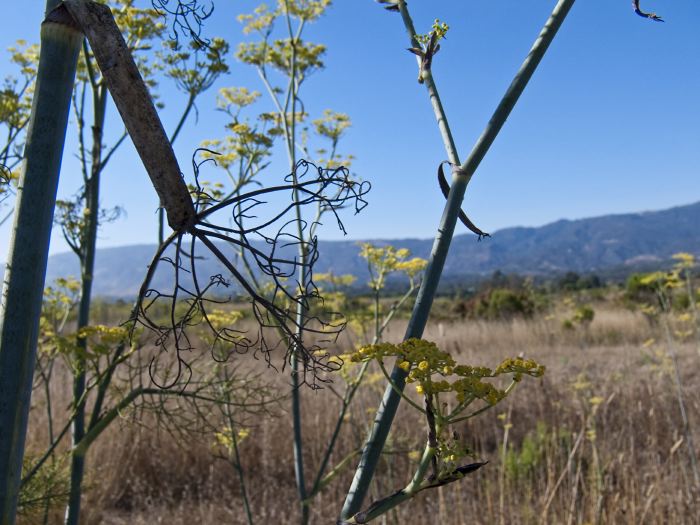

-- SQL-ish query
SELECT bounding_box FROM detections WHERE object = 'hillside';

[44,201,700,297]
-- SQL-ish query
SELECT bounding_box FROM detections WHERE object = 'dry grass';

[19,308,700,524]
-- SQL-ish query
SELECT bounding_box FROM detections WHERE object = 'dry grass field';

[19,305,700,524]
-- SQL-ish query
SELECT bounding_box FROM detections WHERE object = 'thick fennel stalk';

[340,0,577,519]
[0,2,82,523]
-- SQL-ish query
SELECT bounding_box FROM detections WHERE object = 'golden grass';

[20,308,700,524]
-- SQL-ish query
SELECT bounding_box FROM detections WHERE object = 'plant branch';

[340,0,577,517]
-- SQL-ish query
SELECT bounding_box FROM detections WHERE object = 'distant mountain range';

[44,201,700,298]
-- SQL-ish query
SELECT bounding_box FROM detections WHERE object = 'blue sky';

[1,0,698,258]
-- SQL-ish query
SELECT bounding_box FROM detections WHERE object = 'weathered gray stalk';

[159,91,200,245]
[62,0,195,232]
[0,3,82,522]
[340,0,576,518]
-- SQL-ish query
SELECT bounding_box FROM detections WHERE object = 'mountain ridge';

[44,200,700,297]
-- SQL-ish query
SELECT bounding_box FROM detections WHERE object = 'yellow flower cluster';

[315,272,357,288]
[494,357,546,382]
[672,252,696,269]
[351,339,545,407]
[214,426,250,450]
[205,308,244,332]
[237,4,275,35]
[351,339,451,371]
[313,109,351,141]
[358,244,427,291]
[416,18,450,45]
[351,338,546,474]
[237,40,326,75]
[73,325,130,359]
[451,376,504,405]
[640,270,682,290]
[395,258,428,278]
[77,325,129,346]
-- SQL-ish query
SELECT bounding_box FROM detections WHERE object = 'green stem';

[375,360,425,414]
[340,0,576,518]
[169,92,196,146]
[72,386,209,458]
[310,281,418,499]
[221,368,254,525]
[71,388,143,459]
[0,4,81,523]
[64,68,108,525]
[398,6,460,165]
[158,207,165,245]
[20,417,71,488]
[343,444,436,524]
[377,281,418,338]
[309,361,369,497]
[230,431,254,525]
[280,6,309,523]
[373,291,380,341]
[448,380,517,423]
[308,449,361,499]
[87,328,133,433]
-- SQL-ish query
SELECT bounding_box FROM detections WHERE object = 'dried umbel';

[49,2,368,388]
[133,158,369,389]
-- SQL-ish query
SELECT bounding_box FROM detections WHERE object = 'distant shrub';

[472,288,535,320]
[556,272,603,292]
